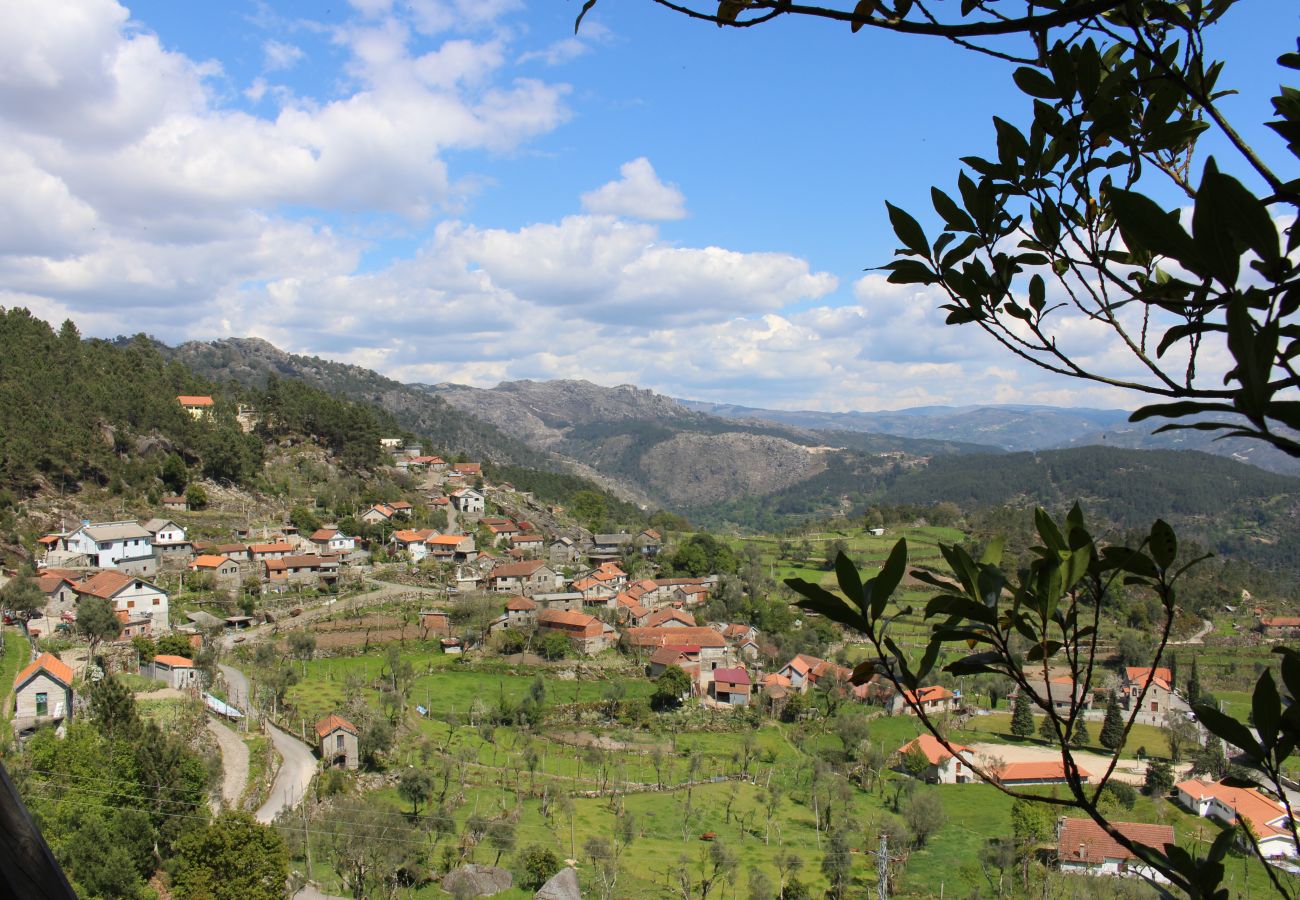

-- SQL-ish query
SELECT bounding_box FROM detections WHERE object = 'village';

[0,396,1296,898]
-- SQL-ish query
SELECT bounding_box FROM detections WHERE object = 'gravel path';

[206,718,249,812]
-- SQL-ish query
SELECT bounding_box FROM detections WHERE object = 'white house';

[1056,817,1173,882]
[450,489,485,515]
[309,527,356,554]
[148,654,200,689]
[1175,779,1297,858]
[143,518,187,547]
[74,570,170,634]
[62,521,156,575]
[390,529,435,561]
[896,734,975,784]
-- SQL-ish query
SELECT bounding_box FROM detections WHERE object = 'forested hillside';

[695,445,1300,571]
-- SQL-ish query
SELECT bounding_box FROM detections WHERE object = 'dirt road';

[206,718,249,812]
[965,741,1158,786]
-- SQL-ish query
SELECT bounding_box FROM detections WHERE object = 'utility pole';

[877,832,889,900]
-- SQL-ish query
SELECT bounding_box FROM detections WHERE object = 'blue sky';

[0,0,1293,412]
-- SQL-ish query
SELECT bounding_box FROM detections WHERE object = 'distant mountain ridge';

[679,399,1300,476]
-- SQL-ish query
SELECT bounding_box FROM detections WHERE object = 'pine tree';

[1187,657,1201,708]
[1010,694,1034,739]
[1143,759,1175,797]
[1100,691,1125,751]
[1070,718,1090,748]
[1039,712,1056,741]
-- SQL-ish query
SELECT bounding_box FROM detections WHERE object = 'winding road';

[218,663,319,824]
[205,718,249,812]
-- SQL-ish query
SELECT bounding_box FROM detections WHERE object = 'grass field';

[957,713,1173,760]
[0,627,28,721]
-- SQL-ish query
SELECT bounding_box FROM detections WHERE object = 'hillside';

[683,399,1300,476]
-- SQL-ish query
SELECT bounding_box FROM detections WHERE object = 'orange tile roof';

[1057,817,1174,865]
[490,560,548,578]
[310,528,338,541]
[153,654,193,668]
[74,570,136,599]
[315,714,358,737]
[1176,779,1289,835]
[898,734,971,766]
[392,529,434,543]
[192,554,232,569]
[14,652,73,689]
[249,542,293,554]
[177,395,214,406]
[38,534,61,545]
[426,534,469,546]
[1261,616,1300,628]
[645,609,696,628]
[623,626,726,648]
[993,760,1091,782]
[537,609,600,628]
[903,685,955,705]
[1126,667,1174,691]
[506,596,537,611]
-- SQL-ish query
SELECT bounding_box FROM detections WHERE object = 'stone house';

[13,652,74,728]
[191,554,242,586]
[488,561,562,595]
[316,714,359,769]
[536,609,610,655]
[708,667,751,706]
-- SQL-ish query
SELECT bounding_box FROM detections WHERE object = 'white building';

[74,570,171,634]
[1176,779,1297,858]
[62,521,156,575]
[450,489,485,514]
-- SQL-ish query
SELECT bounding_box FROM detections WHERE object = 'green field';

[0,627,29,721]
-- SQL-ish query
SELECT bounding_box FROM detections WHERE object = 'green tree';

[1190,738,1229,781]
[537,630,571,661]
[820,826,853,899]
[0,569,45,634]
[518,844,560,890]
[903,790,946,849]
[652,664,692,711]
[1143,759,1175,797]
[185,483,209,510]
[1186,657,1201,708]
[161,452,188,494]
[398,768,436,816]
[1100,691,1126,751]
[172,810,288,900]
[289,505,321,535]
[77,595,122,659]
[287,629,316,677]
[1010,694,1034,739]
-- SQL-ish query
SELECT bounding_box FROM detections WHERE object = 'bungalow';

[450,488,485,515]
[248,541,294,563]
[571,576,617,606]
[1014,677,1094,714]
[1121,666,1178,715]
[74,570,170,634]
[1175,779,1297,858]
[316,714,359,769]
[510,533,544,556]
[148,654,201,690]
[483,519,521,545]
[390,529,436,561]
[387,500,414,518]
[548,537,577,566]
[425,533,477,563]
[12,652,74,728]
[778,654,851,693]
[1056,817,1174,882]
[191,555,241,584]
[536,609,610,655]
[591,533,633,561]
[1258,616,1300,638]
[309,527,356,555]
[896,734,974,784]
[35,572,79,619]
[708,667,751,706]
[488,561,562,596]
[502,596,538,628]
[143,518,190,562]
[62,520,156,576]
[177,395,214,419]
[361,504,397,525]
[162,495,189,512]
[623,627,731,669]
[986,760,1091,787]
[214,542,251,563]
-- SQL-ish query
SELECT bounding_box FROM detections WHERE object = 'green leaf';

[1192,165,1243,285]
[1274,646,1300,704]
[1104,187,1196,266]
[866,538,908,619]
[886,202,930,257]
[1149,520,1177,570]
[785,579,865,631]
[835,551,864,614]
[1252,670,1281,749]
[944,652,1004,677]
[849,660,876,685]
[980,537,1004,566]
[931,187,976,233]
[1034,508,1066,554]
[1194,703,1263,760]
[1013,67,1059,100]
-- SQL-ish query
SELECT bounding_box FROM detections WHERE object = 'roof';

[1057,817,1174,865]
[1260,616,1300,627]
[898,734,971,766]
[153,654,194,668]
[645,609,696,628]
[37,534,61,546]
[1126,667,1174,691]
[537,609,600,628]
[453,462,481,474]
[368,504,395,517]
[426,533,469,546]
[490,560,549,578]
[192,554,233,569]
[650,647,688,666]
[75,570,151,600]
[594,533,633,545]
[79,521,151,542]
[310,528,339,541]
[904,685,955,704]
[785,654,850,683]
[994,760,1091,782]
[713,667,751,686]
[762,673,792,687]
[1176,779,1288,835]
[14,652,73,689]
[315,714,358,737]
[506,596,537,611]
[389,500,413,509]
[177,395,214,406]
[248,541,294,554]
[391,529,434,544]
[36,573,75,593]
[511,533,543,544]
[142,518,182,534]
[622,627,727,648]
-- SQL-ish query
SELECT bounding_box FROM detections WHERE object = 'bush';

[517,845,560,890]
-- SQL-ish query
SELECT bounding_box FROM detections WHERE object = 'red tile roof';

[426,533,469,546]
[14,652,73,689]
[537,609,600,629]
[74,570,137,599]
[506,596,536,611]
[645,609,696,628]
[898,733,971,766]
[490,560,548,578]
[315,714,358,737]
[992,760,1091,782]
[310,528,338,541]
[1176,779,1289,836]
[392,529,434,544]
[904,685,955,705]
[249,542,294,554]
[622,627,726,648]
[177,395,214,406]
[153,654,193,668]
[192,554,232,569]
[1261,616,1300,628]
[712,667,751,686]
[1057,817,1174,865]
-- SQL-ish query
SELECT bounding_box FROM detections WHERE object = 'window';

[336,734,345,750]
[35,692,48,716]
[127,600,135,608]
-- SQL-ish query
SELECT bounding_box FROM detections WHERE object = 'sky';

[0,0,1293,412]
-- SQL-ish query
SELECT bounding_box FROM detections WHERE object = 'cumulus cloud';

[581,157,687,221]
[262,39,304,71]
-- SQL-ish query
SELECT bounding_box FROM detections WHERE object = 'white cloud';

[262,39,304,72]
[581,157,687,221]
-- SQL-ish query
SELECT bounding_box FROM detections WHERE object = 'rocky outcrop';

[441,864,513,896]
[534,867,581,900]
[639,431,825,506]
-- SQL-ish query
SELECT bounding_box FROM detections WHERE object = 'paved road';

[256,720,317,824]
[219,663,318,824]
[205,718,249,812]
